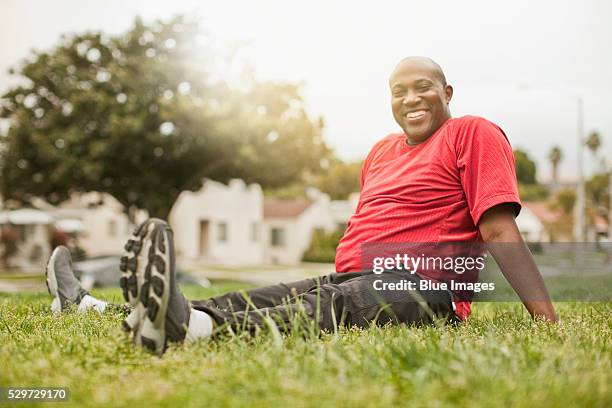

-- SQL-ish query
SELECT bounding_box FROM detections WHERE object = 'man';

[46,56,557,356]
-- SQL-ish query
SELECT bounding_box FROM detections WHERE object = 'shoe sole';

[45,247,61,313]
[119,219,157,338]
[136,221,173,355]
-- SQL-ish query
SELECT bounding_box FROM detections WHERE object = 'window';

[251,222,258,242]
[270,227,285,247]
[218,222,228,242]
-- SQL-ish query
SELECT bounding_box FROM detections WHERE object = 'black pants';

[190,271,459,336]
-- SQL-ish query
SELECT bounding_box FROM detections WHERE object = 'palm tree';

[585,131,601,160]
[584,131,604,240]
[548,146,563,192]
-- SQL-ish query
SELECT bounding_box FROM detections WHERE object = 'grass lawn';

[0,283,610,407]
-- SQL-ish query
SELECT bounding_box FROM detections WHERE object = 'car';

[73,255,210,290]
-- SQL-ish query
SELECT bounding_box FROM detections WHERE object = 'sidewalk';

[185,262,336,286]
[0,277,46,293]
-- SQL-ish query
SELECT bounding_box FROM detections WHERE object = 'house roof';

[595,215,609,232]
[59,192,123,211]
[0,208,54,225]
[264,198,313,219]
[522,201,561,224]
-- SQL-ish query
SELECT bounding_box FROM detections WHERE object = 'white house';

[0,208,54,269]
[54,192,140,257]
[263,189,336,264]
[330,193,359,232]
[169,179,264,264]
[516,205,546,242]
[169,180,341,266]
[2,181,354,269]
[0,192,142,270]
[515,201,568,242]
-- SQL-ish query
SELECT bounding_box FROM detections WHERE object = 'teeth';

[405,110,426,119]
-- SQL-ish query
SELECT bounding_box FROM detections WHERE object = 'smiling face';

[389,57,453,145]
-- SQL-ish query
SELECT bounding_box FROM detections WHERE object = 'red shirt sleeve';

[453,117,522,225]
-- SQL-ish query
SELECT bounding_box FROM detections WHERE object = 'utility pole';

[608,163,612,240]
[573,97,586,242]
[516,86,586,241]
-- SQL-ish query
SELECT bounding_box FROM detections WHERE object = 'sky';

[1,0,611,181]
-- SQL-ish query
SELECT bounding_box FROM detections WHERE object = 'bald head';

[388,56,453,145]
[389,56,447,87]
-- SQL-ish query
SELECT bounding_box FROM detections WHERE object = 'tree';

[548,188,575,241]
[0,17,332,217]
[585,131,604,173]
[583,134,608,236]
[302,229,344,263]
[586,172,610,227]
[315,159,362,200]
[548,146,562,190]
[0,17,226,217]
[214,80,333,189]
[513,149,537,185]
[518,184,549,201]
[554,188,576,215]
[585,131,601,156]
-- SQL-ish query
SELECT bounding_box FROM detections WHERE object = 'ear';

[445,85,453,103]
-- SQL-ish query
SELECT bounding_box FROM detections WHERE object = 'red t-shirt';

[334,115,522,320]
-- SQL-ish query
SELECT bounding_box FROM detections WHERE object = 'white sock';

[50,297,62,314]
[78,295,107,313]
[186,308,213,342]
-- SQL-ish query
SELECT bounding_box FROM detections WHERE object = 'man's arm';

[478,203,558,322]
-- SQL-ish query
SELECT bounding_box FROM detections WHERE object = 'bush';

[302,229,343,263]
[518,183,549,201]
[527,242,543,253]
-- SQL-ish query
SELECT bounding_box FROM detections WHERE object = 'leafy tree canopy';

[315,159,362,200]
[586,172,610,218]
[513,149,537,185]
[0,16,332,217]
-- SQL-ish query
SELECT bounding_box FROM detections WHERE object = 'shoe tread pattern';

[120,220,152,305]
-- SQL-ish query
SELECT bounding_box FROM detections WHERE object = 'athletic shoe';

[45,246,89,313]
[133,219,191,355]
[119,219,157,337]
